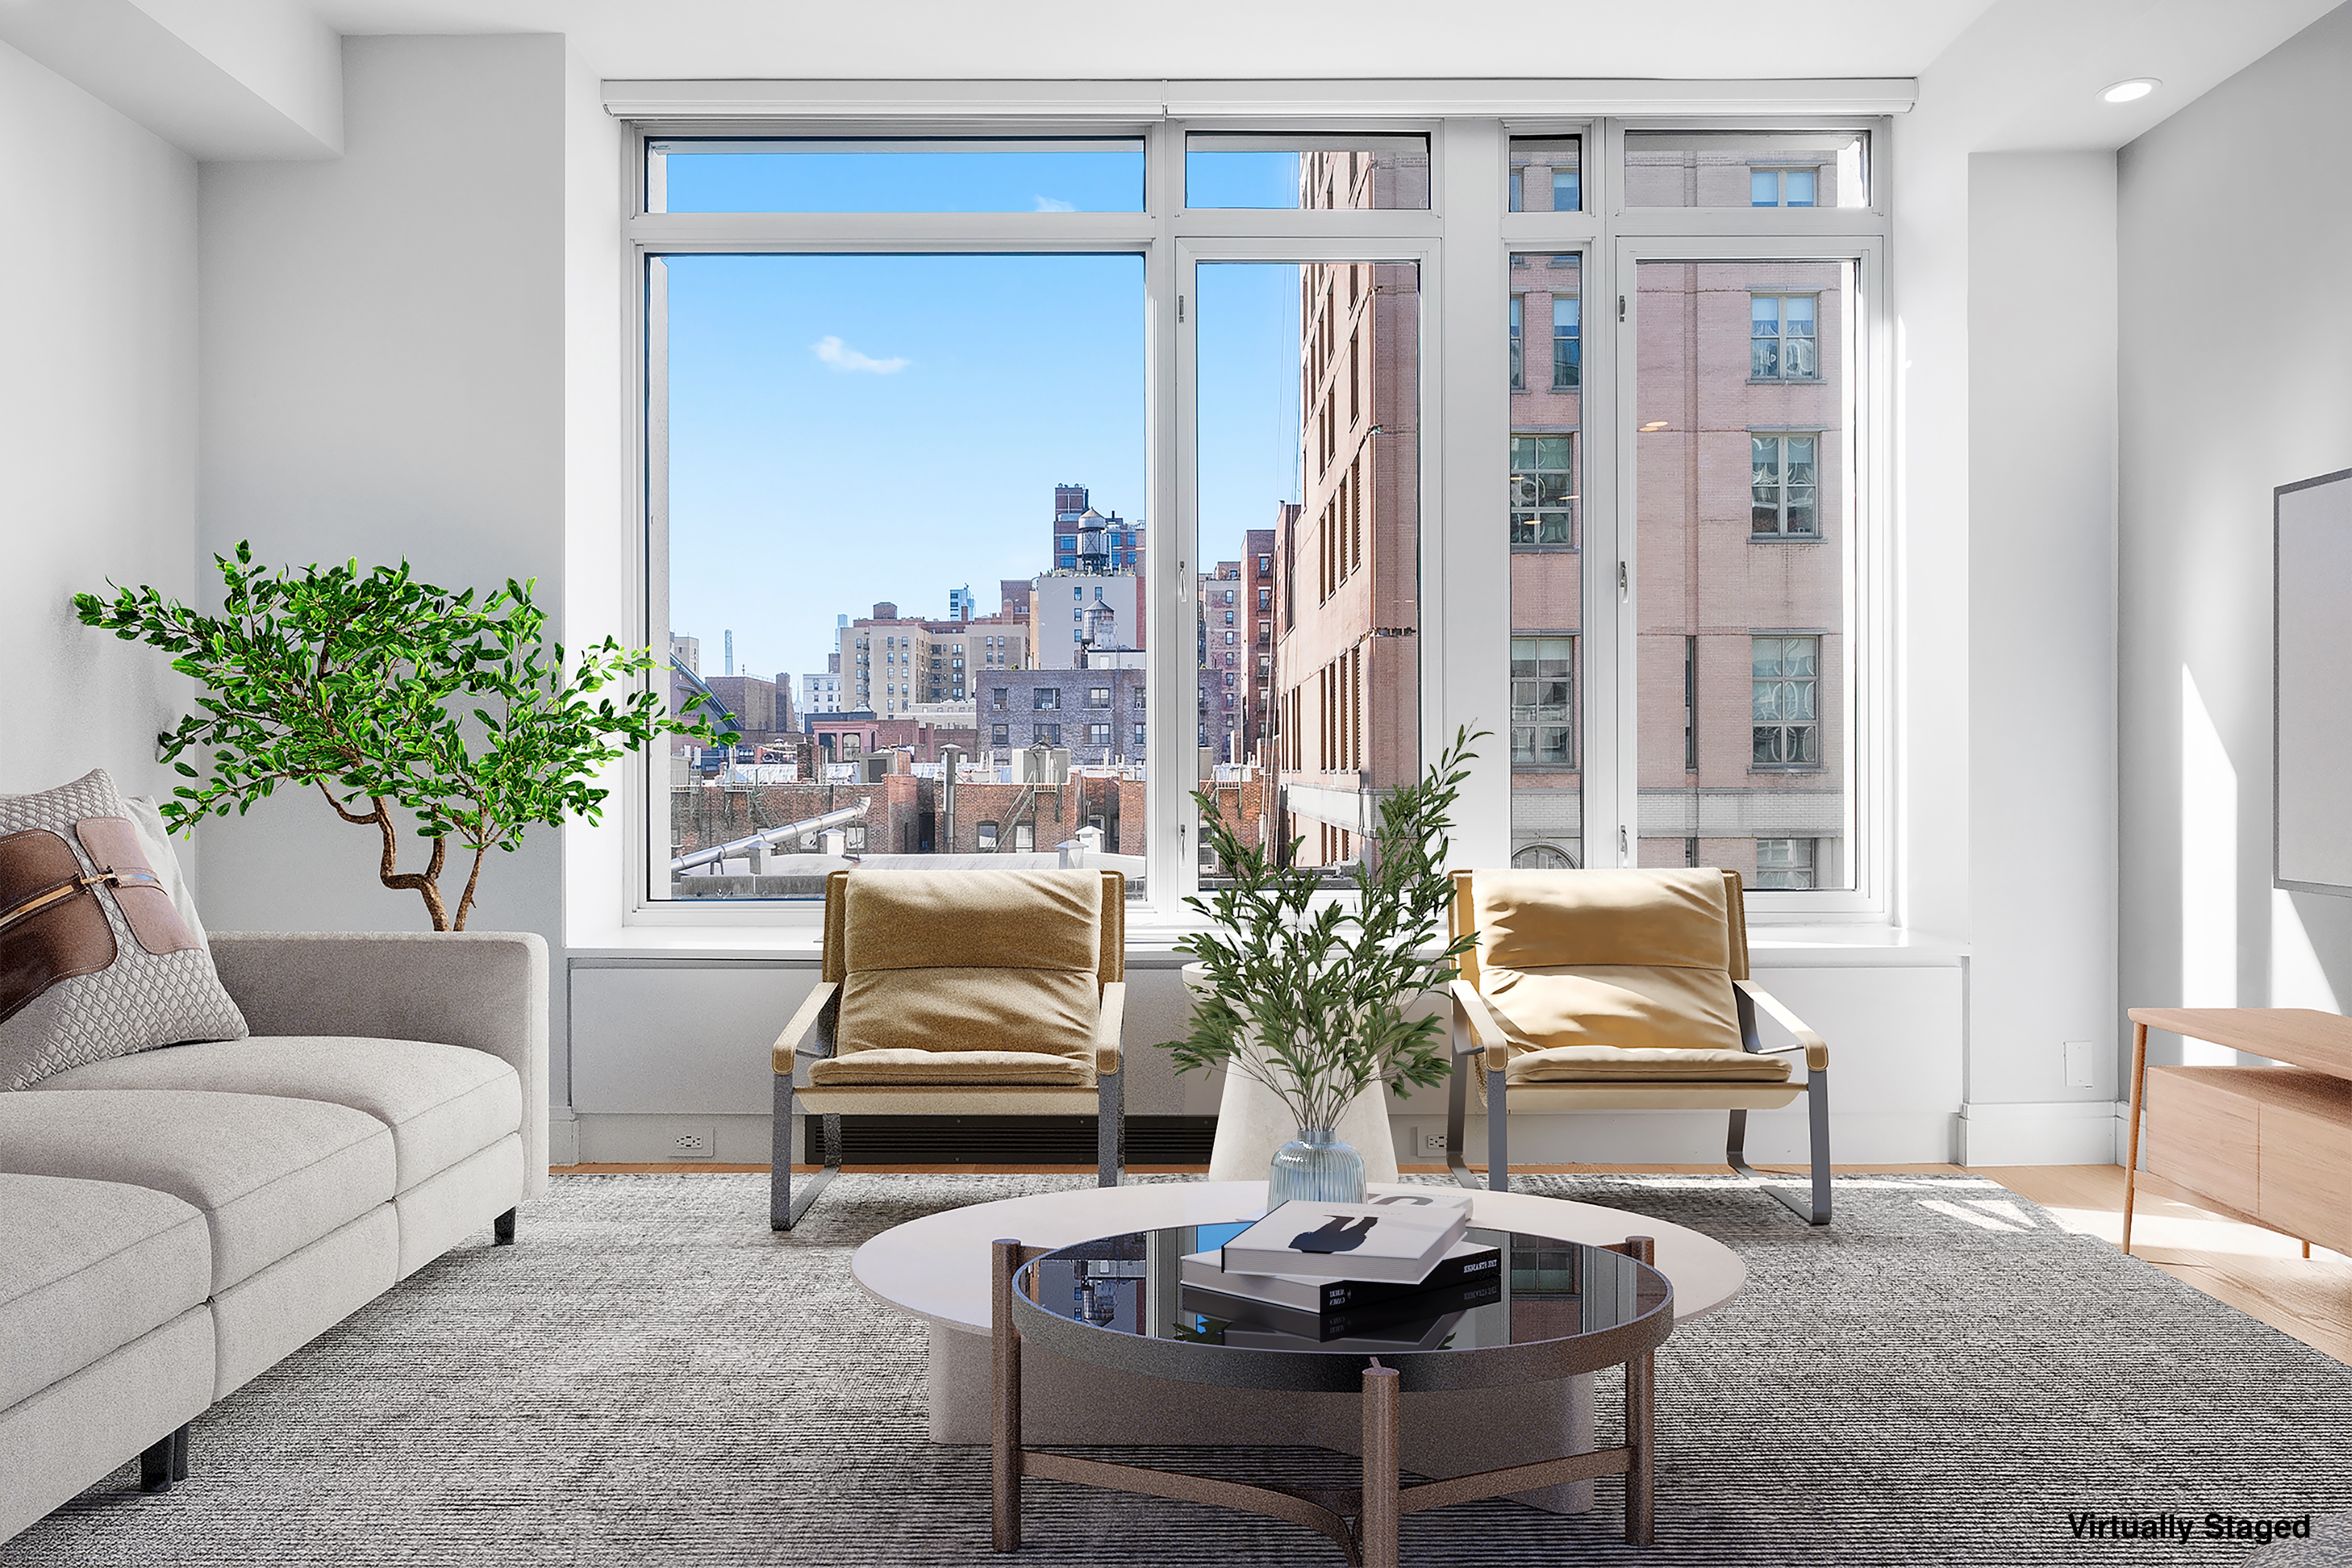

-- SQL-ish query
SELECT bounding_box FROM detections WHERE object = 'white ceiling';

[311,0,2005,82]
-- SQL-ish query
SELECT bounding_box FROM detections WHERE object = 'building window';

[1751,168,1817,208]
[1750,295,1818,381]
[1088,686,1111,706]
[1551,296,1579,390]
[1014,823,1034,852]
[1133,722,1146,748]
[1750,434,1820,537]
[844,826,867,852]
[1257,587,1271,610]
[977,820,1000,851]
[1683,636,1698,771]
[1751,636,1819,767]
[1508,295,1524,390]
[1034,688,1060,710]
[1036,722,1062,745]
[1088,723,1111,746]
[1510,637,1574,765]
[991,687,1007,710]
[1509,434,1576,546]
[991,723,1009,745]
[1512,843,1576,869]
[1754,837,1816,889]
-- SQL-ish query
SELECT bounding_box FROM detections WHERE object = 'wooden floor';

[552,1159,2350,1367]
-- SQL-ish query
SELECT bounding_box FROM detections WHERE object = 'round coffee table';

[990,1221,1673,1567]
[852,1183,1741,1522]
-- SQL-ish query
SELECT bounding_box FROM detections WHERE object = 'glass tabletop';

[1017,1221,1670,1359]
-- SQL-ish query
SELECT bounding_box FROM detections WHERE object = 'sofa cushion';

[807,1046,1095,1087]
[0,769,247,1092]
[35,1036,520,1194]
[1471,868,1738,973]
[1506,1043,1791,1083]
[0,1089,394,1293]
[0,1173,210,1408]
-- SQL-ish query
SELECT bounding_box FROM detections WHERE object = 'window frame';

[615,97,1895,929]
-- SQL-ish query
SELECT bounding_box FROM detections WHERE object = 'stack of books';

[1180,1196,1502,1348]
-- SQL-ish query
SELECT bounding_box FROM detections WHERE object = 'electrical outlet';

[1417,1127,1450,1157]
[670,1125,716,1160]
[2063,1042,2097,1090]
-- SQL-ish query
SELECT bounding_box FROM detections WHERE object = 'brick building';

[1197,560,1248,768]
[1243,520,1281,762]
[1049,482,1144,572]
[979,664,1146,767]
[837,599,1030,716]
[1267,152,1425,866]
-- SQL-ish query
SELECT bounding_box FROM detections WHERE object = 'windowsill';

[570,913,1967,968]
[1747,533,1821,544]
[1508,543,1581,553]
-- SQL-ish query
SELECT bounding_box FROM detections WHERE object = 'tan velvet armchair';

[769,866,1126,1230]
[1444,868,1832,1224]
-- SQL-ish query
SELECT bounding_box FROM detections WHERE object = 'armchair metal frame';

[769,868,1128,1231]
[1440,869,1832,1225]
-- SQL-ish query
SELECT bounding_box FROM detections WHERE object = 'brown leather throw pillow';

[0,829,117,1025]
[0,770,246,1091]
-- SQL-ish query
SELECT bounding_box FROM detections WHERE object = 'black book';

[1180,1275,1505,1343]
[1180,1241,1502,1313]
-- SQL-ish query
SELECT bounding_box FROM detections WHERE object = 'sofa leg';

[139,1425,189,1494]
[492,1207,517,1246]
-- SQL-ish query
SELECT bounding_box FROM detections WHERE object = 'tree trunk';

[451,842,491,932]
[318,784,448,930]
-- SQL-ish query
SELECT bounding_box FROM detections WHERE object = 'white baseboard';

[1396,1110,1955,1168]
[1955,1101,2123,1166]
[574,1112,773,1165]
[549,1106,580,1168]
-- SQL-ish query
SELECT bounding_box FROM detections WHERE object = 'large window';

[653,243,1144,898]
[630,109,1884,918]
[1633,259,1856,890]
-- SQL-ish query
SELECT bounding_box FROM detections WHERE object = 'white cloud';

[811,335,909,374]
[1033,195,1077,212]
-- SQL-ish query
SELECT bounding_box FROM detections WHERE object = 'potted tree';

[76,543,731,930]
[1164,728,1483,1203]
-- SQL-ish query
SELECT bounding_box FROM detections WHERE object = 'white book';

[1220,1196,1472,1284]
[1180,1239,1503,1312]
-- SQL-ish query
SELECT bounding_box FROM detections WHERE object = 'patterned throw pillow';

[0,770,248,1091]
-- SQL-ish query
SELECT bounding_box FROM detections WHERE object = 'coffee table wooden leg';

[2123,1021,2148,1256]
[1624,1236,1656,1546]
[992,1238,1024,1552]
[1361,1359,1400,1568]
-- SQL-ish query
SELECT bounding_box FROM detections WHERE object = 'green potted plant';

[1164,728,1484,1203]
[75,543,732,931]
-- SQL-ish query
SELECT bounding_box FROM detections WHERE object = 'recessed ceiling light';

[2101,78,2159,104]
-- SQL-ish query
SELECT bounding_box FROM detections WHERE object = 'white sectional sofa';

[0,930,548,1541]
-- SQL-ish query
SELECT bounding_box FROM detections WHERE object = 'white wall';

[2117,3,2352,1061]
[0,41,200,832]
[1964,152,2121,1122]
[195,35,575,1085]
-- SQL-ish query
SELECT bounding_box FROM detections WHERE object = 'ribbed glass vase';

[1267,1126,1368,1205]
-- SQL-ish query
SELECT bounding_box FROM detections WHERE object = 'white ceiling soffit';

[1916,0,2345,152]
[318,0,1994,80]
[0,0,341,160]
[603,78,1921,122]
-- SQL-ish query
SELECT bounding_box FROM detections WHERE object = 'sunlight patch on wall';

[2270,887,2341,1012]
[2179,664,2237,1061]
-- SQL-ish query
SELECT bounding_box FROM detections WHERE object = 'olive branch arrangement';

[1163,728,1485,1130]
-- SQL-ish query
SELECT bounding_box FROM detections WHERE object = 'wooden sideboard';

[2125,1007,2352,1257]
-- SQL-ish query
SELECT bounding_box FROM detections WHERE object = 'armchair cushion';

[832,967,1100,1078]
[807,1048,1092,1087]
[1471,869,1745,1057]
[832,869,1103,1077]
[1507,1043,1790,1083]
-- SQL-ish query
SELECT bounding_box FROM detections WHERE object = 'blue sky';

[662,147,1307,684]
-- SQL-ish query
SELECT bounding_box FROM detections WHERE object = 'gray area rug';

[13,1171,2351,1566]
